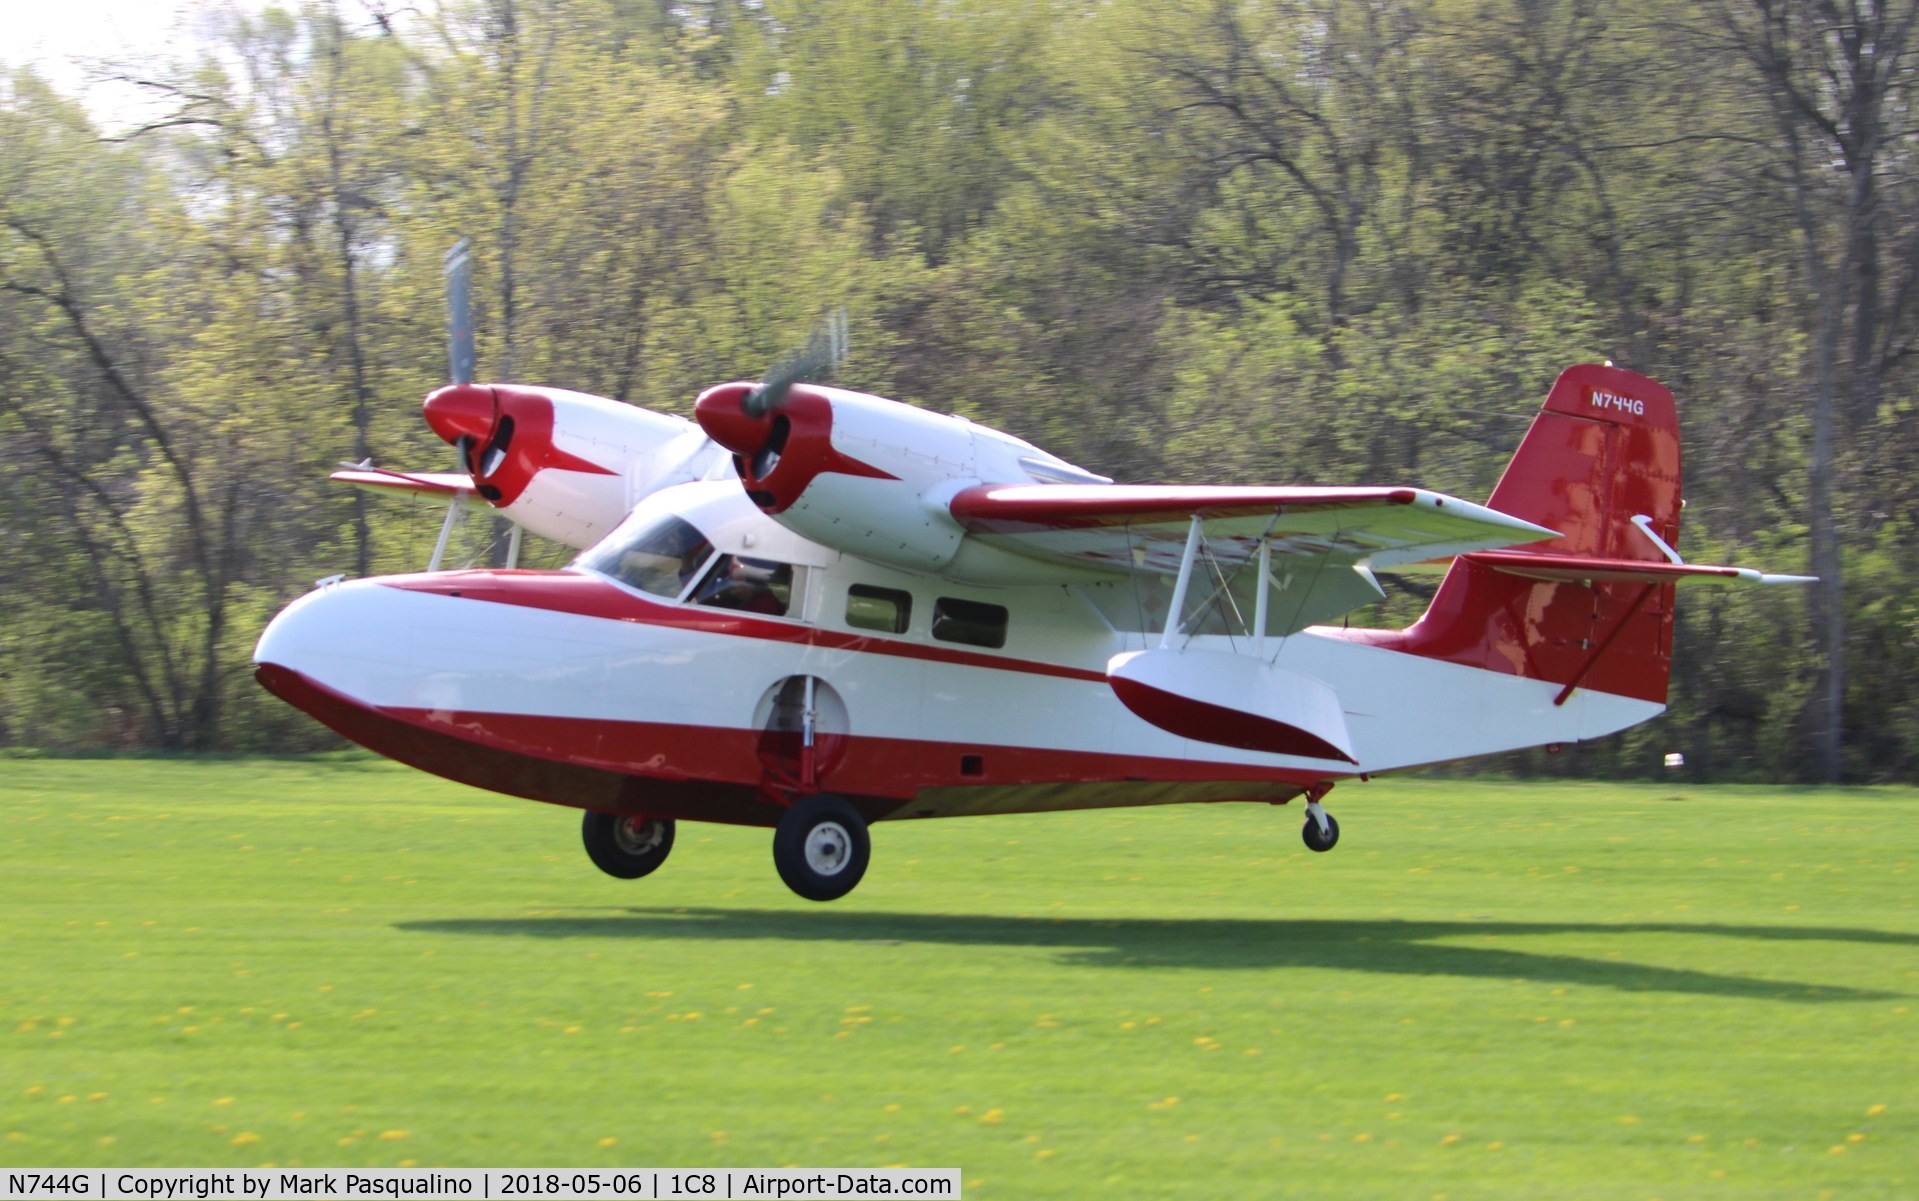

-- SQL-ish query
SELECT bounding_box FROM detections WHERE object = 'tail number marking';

[1591,389,1645,416]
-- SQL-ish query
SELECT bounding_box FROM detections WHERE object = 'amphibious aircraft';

[253,245,1810,900]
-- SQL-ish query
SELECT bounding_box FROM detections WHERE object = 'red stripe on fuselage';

[256,663,1322,822]
[380,569,1110,684]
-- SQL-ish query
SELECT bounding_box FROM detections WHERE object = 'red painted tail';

[1389,364,1682,705]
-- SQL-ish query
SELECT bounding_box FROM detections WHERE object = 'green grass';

[1,758,1914,1198]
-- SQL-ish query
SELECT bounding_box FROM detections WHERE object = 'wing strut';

[427,490,470,571]
[1252,538,1273,658]
[1158,515,1206,650]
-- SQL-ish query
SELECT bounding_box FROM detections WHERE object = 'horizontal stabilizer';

[1469,550,1815,587]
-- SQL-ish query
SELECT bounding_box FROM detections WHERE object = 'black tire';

[1301,811,1340,853]
[582,811,675,879]
[772,793,870,902]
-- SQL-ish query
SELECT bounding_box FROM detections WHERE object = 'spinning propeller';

[421,239,514,500]
[696,309,852,502]
[742,308,849,419]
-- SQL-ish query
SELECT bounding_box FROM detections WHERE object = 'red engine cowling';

[694,381,983,572]
[423,382,710,549]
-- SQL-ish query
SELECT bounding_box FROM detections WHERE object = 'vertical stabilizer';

[1384,364,1682,706]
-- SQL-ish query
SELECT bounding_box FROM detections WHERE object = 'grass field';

[0,757,1913,1198]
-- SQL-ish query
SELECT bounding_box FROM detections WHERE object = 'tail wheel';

[773,793,870,902]
[582,811,675,879]
[1301,809,1340,853]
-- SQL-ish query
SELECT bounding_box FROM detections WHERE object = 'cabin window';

[690,555,793,617]
[932,597,1008,648]
[846,585,911,634]
[576,515,715,600]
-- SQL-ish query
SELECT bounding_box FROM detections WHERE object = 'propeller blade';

[446,238,475,386]
[742,307,849,419]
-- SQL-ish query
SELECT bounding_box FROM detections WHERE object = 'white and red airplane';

[254,271,1809,900]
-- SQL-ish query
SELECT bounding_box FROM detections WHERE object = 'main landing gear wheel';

[773,793,870,902]
[582,811,676,879]
[1301,800,1340,853]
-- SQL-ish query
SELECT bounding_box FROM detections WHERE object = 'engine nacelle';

[693,382,1108,579]
[424,383,720,549]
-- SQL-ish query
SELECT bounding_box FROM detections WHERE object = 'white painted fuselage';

[255,481,1660,824]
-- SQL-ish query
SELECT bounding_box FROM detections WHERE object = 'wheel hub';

[804,821,850,875]
[614,816,664,855]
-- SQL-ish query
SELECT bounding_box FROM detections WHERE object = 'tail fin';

[1399,364,1681,705]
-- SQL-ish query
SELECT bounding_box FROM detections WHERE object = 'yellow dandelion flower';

[979,1109,1003,1125]
[1487,1141,1505,1151]
[214,1097,235,1107]
[1829,1145,1847,1156]
[1847,1133,1866,1144]
[231,1133,259,1147]
[379,1131,408,1141]
[564,1026,582,1035]
[598,1138,617,1148]
[1619,1116,1639,1125]
[1034,1149,1054,1161]
[1354,1133,1373,1143]
[1439,1134,1461,1146]
[1868,1104,1887,1117]
[87,1093,106,1102]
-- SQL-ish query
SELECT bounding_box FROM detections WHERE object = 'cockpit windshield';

[575,514,715,599]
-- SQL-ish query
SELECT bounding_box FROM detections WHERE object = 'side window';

[932,597,1008,648]
[691,555,793,616]
[846,584,911,634]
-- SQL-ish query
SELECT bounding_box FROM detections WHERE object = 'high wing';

[949,482,1560,633]
[950,483,1556,572]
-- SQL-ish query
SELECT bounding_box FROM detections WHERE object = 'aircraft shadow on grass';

[397,910,1911,1003]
